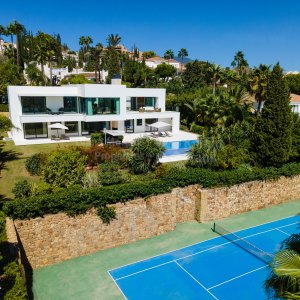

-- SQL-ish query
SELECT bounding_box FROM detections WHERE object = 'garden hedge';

[4,162,300,221]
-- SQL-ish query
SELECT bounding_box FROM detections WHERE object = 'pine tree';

[253,63,293,166]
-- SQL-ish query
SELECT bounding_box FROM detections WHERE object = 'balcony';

[138,107,161,113]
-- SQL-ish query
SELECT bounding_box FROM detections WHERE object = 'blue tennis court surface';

[109,215,300,299]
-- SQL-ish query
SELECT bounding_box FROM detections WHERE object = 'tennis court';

[109,215,300,300]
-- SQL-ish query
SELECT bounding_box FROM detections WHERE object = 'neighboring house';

[0,38,16,53]
[253,93,300,112]
[8,80,180,144]
[290,93,300,113]
[139,56,185,73]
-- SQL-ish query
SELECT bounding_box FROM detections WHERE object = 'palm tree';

[249,64,271,113]
[106,33,121,48]
[6,22,16,64]
[7,21,24,67]
[79,36,93,62]
[208,64,222,95]
[178,48,188,72]
[223,69,240,91]
[231,51,249,76]
[0,25,6,52]
[90,43,103,82]
[265,234,300,299]
[164,49,174,59]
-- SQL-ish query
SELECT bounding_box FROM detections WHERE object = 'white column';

[172,113,180,134]
[78,121,82,136]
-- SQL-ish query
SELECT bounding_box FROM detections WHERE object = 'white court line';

[276,228,290,236]
[112,221,299,281]
[107,270,128,300]
[108,215,299,273]
[208,266,268,290]
[115,261,173,281]
[174,261,219,300]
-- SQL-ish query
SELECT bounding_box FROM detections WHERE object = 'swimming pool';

[163,140,198,156]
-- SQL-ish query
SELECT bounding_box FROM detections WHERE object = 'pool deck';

[33,200,300,300]
[10,130,198,146]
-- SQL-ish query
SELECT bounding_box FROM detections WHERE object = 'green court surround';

[33,200,300,300]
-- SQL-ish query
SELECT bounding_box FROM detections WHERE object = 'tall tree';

[79,36,93,63]
[164,49,174,59]
[253,64,293,166]
[208,64,222,95]
[249,64,271,113]
[7,21,24,67]
[33,31,59,83]
[104,34,122,83]
[0,58,25,95]
[231,51,249,76]
[142,51,156,59]
[0,25,6,52]
[106,33,121,47]
[178,48,188,72]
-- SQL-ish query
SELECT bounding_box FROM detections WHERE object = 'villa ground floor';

[10,116,183,145]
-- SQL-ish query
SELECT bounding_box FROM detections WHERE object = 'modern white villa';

[7,80,185,145]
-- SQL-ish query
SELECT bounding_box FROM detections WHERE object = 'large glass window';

[80,98,120,115]
[65,122,79,136]
[128,97,157,111]
[81,122,110,135]
[21,97,46,114]
[145,97,156,107]
[63,97,78,113]
[24,123,48,139]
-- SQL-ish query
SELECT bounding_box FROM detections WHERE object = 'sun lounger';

[165,131,173,137]
[60,134,70,140]
[150,132,159,138]
[160,131,167,137]
[51,135,60,140]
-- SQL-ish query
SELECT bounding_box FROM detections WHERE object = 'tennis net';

[212,223,274,264]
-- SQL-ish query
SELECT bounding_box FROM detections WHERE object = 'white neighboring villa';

[8,79,181,145]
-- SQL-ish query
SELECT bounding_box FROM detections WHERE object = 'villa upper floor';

[8,84,168,120]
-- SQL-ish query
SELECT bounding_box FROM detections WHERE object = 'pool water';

[163,140,198,156]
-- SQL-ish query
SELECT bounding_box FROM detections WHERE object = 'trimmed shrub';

[90,132,104,146]
[4,162,300,221]
[79,145,121,166]
[82,172,99,189]
[190,123,204,134]
[98,163,124,186]
[43,149,88,188]
[97,206,116,224]
[25,153,46,175]
[12,180,32,199]
[33,181,52,196]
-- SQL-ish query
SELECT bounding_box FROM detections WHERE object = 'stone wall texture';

[11,176,300,269]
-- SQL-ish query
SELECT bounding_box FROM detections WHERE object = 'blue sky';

[1,0,300,70]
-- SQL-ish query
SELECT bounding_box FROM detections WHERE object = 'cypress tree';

[253,63,292,166]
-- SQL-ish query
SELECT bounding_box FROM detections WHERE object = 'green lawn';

[0,141,89,198]
[33,200,300,300]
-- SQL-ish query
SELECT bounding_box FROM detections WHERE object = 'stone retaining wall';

[12,176,300,269]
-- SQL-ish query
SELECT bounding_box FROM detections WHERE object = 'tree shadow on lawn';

[0,142,22,176]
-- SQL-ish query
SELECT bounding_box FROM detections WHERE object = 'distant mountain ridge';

[174,56,193,64]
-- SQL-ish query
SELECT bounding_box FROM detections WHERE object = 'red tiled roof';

[146,56,165,62]
[290,93,300,102]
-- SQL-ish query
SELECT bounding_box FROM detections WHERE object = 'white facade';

[141,57,184,72]
[8,84,180,144]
